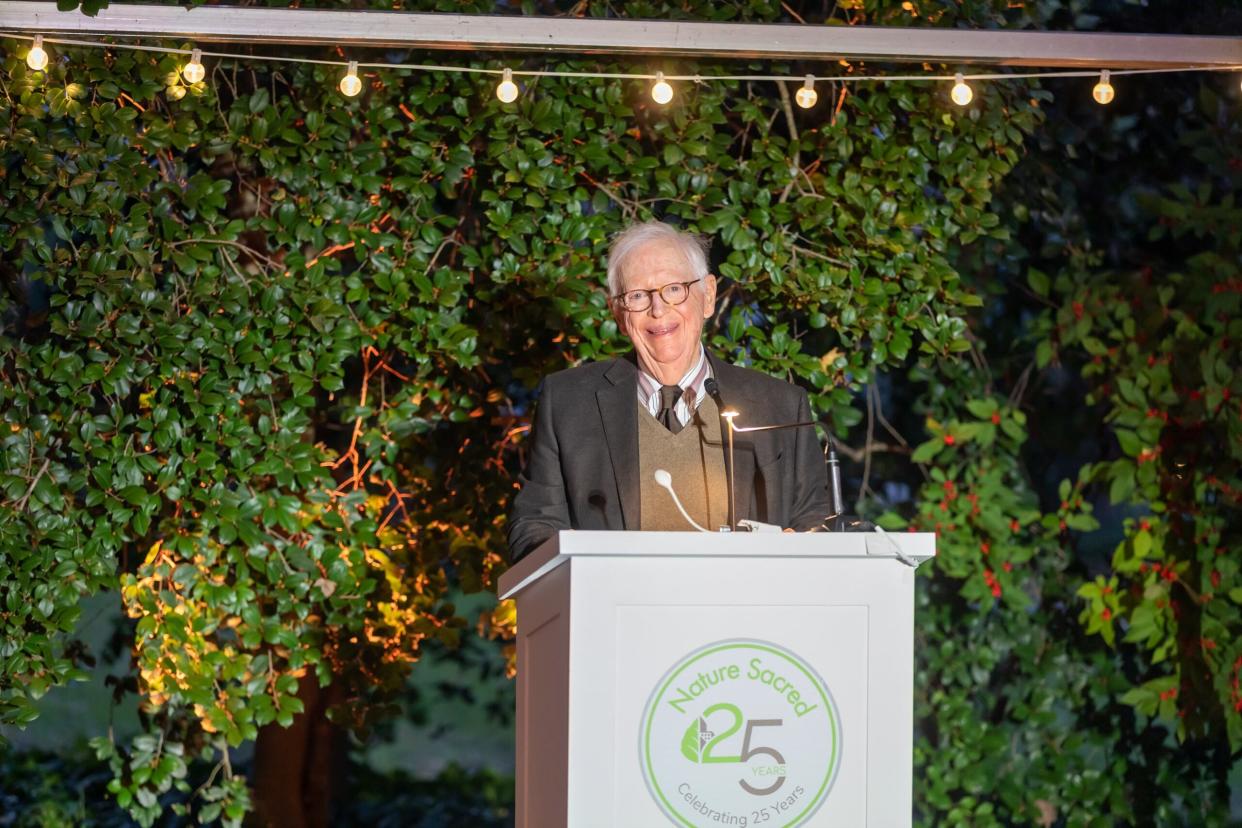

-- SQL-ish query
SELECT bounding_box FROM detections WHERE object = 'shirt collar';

[637,345,706,396]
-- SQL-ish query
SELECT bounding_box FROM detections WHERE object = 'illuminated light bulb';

[339,61,362,97]
[26,35,49,71]
[651,72,673,105]
[182,48,205,85]
[496,68,519,103]
[794,75,818,109]
[1092,69,1114,105]
[950,72,973,106]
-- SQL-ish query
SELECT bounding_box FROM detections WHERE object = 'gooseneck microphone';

[653,469,712,533]
[703,378,736,531]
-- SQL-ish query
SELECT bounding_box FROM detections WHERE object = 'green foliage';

[1020,54,1242,753]
[1,0,1239,824]
[0,744,510,827]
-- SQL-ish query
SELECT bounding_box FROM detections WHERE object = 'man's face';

[614,241,717,380]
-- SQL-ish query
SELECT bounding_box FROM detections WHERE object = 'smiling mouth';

[645,322,680,337]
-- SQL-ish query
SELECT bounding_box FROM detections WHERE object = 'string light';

[181,48,205,85]
[339,60,361,97]
[651,71,673,105]
[1092,69,1114,104]
[26,34,48,71]
[950,72,973,106]
[3,32,1240,113]
[794,74,818,108]
[496,67,519,103]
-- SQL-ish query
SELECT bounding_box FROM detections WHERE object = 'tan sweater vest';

[638,395,729,531]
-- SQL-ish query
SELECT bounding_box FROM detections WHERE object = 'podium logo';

[640,640,842,828]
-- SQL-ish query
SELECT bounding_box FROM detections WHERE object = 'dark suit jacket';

[507,350,834,560]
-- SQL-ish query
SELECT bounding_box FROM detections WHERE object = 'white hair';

[606,220,710,296]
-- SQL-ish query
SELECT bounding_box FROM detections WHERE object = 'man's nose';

[648,293,668,317]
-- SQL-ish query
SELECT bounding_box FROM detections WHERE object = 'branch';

[166,238,281,270]
[12,458,51,512]
[791,243,848,267]
[775,80,801,205]
[833,440,909,464]
[577,170,638,219]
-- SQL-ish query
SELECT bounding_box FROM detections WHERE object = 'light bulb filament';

[27,34,49,72]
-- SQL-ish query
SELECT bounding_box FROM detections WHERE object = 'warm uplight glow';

[182,48,205,85]
[794,75,818,109]
[721,409,740,420]
[26,35,48,72]
[339,61,362,97]
[1092,69,1114,105]
[950,73,973,106]
[496,68,519,103]
[651,72,673,105]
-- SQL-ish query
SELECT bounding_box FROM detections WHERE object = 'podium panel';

[498,531,934,828]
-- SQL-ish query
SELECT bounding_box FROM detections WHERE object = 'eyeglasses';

[611,278,702,312]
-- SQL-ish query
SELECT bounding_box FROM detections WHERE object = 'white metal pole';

[1,2,1240,68]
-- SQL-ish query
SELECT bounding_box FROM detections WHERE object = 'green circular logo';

[639,639,842,828]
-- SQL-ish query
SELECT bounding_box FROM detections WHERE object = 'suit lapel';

[598,358,639,529]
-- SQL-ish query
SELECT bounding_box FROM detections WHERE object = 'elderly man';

[507,220,833,560]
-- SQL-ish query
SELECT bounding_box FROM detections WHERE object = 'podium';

[497,530,935,828]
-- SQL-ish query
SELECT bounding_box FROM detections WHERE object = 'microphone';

[703,378,736,531]
[653,469,712,533]
[826,435,844,530]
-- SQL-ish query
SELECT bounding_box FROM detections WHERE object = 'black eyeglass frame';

[610,278,703,312]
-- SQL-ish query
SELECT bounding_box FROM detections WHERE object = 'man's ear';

[701,274,718,320]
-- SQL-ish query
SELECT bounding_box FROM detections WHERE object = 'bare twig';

[775,80,802,205]
[1009,361,1034,409]
[577,170,637,220]
[12,458,51,511]
[873,385,910,449]
[791,244,848,267]
[166,238,281,270]
[216,248,254,295]
[832,440,909,463]
[781,1,808,23]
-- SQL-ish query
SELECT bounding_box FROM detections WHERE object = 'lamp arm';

[728,420,818,434]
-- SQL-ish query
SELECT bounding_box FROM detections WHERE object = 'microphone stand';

[721,416,844,531]
[704,377,844,531]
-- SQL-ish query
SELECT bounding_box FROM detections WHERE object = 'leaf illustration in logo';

[680,717,704,763]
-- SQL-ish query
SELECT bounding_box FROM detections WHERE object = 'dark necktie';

[658,384,684,434]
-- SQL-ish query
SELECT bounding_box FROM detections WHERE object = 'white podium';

[497,530,935,828]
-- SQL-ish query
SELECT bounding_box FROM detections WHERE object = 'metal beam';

[1,2,1240,69]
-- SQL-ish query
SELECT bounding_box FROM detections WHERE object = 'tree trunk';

[250,678,346,828]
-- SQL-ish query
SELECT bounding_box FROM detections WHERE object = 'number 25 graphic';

[681,703,786,796]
